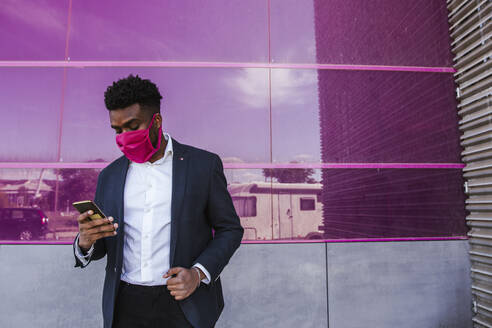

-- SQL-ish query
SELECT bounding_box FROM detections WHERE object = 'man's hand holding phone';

[77,210,118,252]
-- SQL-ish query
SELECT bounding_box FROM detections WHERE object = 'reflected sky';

[0,68,63,162]
[68,0,268,62]
[0,0,68,60]
[60,68,271,163]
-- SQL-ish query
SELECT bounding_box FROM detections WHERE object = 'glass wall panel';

[320,168,467,238]
[271,0,453,66]
[272,69,462,164]
[0,68,63,162]
[225,169,272,241]
[0,0,68,60]
[0,168,101,242]
[61,67,271,163]
[68,0,268,62]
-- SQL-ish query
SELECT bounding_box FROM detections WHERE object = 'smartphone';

[72,200,110,224]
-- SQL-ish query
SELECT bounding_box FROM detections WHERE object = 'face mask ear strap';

[148,113,159,130]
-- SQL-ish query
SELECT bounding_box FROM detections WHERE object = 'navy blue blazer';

[73,137,244,328]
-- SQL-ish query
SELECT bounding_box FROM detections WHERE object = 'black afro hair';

[104,74,163,114]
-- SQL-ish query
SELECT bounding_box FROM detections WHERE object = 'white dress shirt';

[74,132,211,286]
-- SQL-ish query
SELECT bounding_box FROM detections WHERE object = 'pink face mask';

[115,113,162,163]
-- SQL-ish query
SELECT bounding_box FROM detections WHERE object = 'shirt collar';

[130,132,173,166]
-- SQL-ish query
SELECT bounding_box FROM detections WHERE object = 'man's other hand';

[164,267,200,301]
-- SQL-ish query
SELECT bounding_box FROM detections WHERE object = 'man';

[72,74,244,328]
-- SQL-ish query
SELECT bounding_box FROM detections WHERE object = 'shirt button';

[143,262,147,267]
[145,208,150,212]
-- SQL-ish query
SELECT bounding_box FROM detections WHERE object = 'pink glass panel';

[0,0,68,60]
[60,68,270,163]
[68,0,268,62]
[0,68,63,162]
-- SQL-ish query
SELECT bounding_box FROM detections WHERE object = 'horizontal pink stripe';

[0,162,465,169]
[0,61,455,73]
[0,236,467,245]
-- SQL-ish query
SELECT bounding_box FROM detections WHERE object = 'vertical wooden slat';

[449,1,492,327]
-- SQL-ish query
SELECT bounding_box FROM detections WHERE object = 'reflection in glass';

[0,168,100,242]
[320,168,468,239]
[0,68,63,162]
[313,0,454,66]
[68,0,268,62]
[271,0,453,66]
[61,67,270,163]
[272,69,461,164]
[0,166,468,242]
[317,70,462,163]
[0,0,68,60]
[225,169,272,241]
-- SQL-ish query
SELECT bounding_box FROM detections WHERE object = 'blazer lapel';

[113,136,189,270]
[115,154,129,266]
[169,137,189,267]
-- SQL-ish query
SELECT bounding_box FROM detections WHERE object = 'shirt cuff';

[192,262,211,284]
[74,234,94,266]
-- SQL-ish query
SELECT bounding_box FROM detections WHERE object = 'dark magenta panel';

[273,69,462,163]
[320,168,468,238]
[271,0,453,66]
[315,0,453,66]
[315,70,461,163]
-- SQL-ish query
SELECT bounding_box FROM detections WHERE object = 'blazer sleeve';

[73,170,108,268]
[194,153,244,286]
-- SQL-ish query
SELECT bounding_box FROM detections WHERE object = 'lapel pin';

[179,157,184,160]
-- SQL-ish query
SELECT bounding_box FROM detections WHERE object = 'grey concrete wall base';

[0,240,471,328]
[215,243,328,328]
[326,240,472,328]
[0,244,105,328]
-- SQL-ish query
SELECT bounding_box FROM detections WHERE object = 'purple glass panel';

[61,68,270,163]
[273,69,463,163]
[271,0,454,66]
[320,168,468,238]
[68,0,268,62]
[0,68,63,162]
[225,169,272,241]
[271,68,321,163]
[0,168,101,242]
[270,0,316,64]
[0,0,68,60]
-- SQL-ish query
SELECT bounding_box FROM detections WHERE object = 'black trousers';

[112,280,194,328]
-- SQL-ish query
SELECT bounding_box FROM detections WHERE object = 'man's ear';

[155,113,162,130]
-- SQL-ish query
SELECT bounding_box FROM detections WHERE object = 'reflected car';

[0,207,49,240]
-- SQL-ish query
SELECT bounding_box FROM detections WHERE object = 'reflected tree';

[262,161,316,183]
